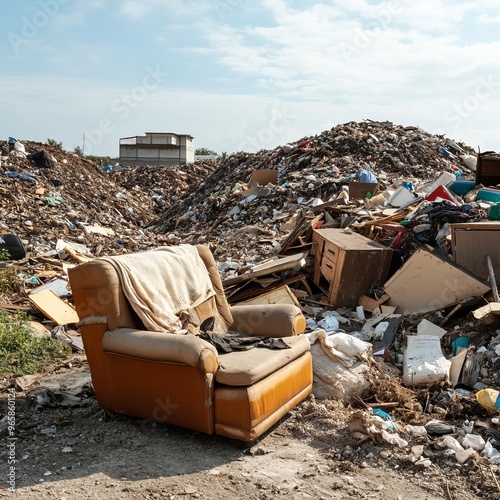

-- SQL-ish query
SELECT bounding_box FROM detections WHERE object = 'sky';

[1,0,499,158]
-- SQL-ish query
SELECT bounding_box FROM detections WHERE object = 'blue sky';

[1,0,499,157]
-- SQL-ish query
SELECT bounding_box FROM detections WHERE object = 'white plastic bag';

[403,335,451,386]
[463,433,485,452]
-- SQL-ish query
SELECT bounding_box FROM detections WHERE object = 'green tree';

[74,146,84,158]
[46,138,63,150]
[86,155,111,166]
[195,147,218,156]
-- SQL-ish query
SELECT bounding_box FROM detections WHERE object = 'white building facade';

[119,132,194,167]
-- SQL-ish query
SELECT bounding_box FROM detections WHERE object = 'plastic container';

[443,436,476,464]
[487,202,500,220]
[449,180,475,196]
[477,188,500,203]
[482,442,500,464]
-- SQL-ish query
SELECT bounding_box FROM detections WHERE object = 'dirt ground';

[1,356,499,500]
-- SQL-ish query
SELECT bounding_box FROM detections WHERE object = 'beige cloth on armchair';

[101,245,216,333]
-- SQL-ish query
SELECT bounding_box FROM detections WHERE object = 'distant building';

[118,132,194,167]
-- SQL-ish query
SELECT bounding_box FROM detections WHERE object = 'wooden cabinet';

[451,222,500,281]
[312,228,393,307]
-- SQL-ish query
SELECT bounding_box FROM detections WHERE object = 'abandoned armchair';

[68,244,313,442]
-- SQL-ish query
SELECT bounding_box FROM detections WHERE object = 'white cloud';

[202,1,500,104]
[1,71,498,157]
[2,1,500,158]
[476,13,500,25]
[51,1,105,28]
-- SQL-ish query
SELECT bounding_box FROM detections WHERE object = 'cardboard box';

[348,182,378,200]
[249,169,278,186]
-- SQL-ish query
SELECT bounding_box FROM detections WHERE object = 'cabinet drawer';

[320,254,336,283]
[322,242,339,264]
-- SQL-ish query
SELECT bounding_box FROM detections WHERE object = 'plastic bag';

[476,389,500,412]
[358,169,377,183]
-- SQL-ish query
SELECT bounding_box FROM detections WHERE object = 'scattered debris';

[2,121,500,493]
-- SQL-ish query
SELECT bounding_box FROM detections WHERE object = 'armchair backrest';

[69,259,142,330]
[69,245,233,332]
[195,245,233,327]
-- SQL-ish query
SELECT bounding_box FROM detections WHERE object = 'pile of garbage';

[149,120,478,262]
[0,138,157,255]
[111,160,219,208]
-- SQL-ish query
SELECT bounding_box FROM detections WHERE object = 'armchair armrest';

[229,304,306,338]
[102,328,219,373]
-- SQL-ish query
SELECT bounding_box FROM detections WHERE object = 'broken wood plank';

[28,289,79,325]
[486,254,500,302]
[0,303,35,312]
[298,297,330,307]
[222,252,307,287]
[366,402,399,408]
[439,303,463,327]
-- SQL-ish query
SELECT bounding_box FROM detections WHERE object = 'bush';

[46,138,63,150]
[0,311,71,379]
[0,266,19,293]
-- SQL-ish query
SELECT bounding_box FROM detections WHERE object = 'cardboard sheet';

[249,169,278,186]
[29,289,79,325]
[384,247,490,314]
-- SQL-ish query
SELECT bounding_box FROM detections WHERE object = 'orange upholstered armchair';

[68,244,312,442]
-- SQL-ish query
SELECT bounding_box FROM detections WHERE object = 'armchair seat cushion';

[216,335,310,386]
[103,328,218,372]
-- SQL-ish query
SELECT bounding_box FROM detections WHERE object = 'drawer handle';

[327,249,335,255]
[325,263,333,269]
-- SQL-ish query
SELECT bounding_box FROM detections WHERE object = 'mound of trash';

[0,138,157,255]
[149,120,478,262]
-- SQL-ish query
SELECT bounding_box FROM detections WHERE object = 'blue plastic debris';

[3,171,19,178]
[19,172,37,182]
[358,169,377,183]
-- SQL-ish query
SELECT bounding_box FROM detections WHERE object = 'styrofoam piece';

[317,315,340,332]
[417,319,447,338]
[421,171,456,195]
[386,186,415,208]
[356,305,365,321]
[402,335,451,386]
